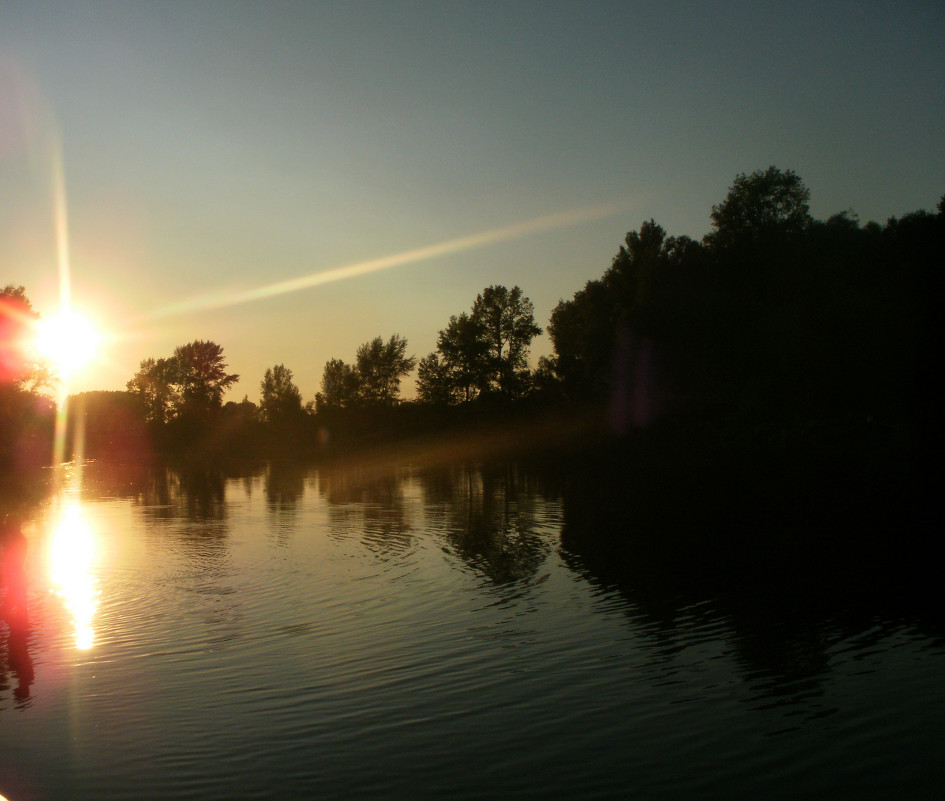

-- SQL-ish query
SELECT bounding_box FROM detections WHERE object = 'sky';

[1,0,943,403]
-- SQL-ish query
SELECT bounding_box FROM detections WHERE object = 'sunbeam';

[45,128,82,464]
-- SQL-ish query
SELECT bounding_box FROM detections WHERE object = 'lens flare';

[34,309,102,378]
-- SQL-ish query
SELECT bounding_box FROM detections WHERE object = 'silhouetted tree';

[1,285,34,386]
[126,340,238,426]
[259,364,303,422]
[63,390,148,457]
[705,166,811,250]
[418,286,541,404]
[1,286,56,466]
[0,285,53,392]
[223,395,258,420]
[174,340,239,418]
[472,285,542,398]
[355,334,416,405]
[416,353,454,404]
[434,312,490,402]
[316,357,361,410]
[547,221,695,404]
[127,356,177,424]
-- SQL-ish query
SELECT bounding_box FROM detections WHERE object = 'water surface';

[1,458,942,800]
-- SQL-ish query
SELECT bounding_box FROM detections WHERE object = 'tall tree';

[547,277,614,397]
[173,340,239,417]
[355,334,416,405]
[547,221,701,402]
[435,312,490,402]
[417,286,542,404]
[1,286,56,465]
[471,285,542,398]
[705,166,811,249]
[316,358,361,410]
[415,353,454,404]
[126,357,178,424]
[0,285,53,391]
[126,340,238,424]
[259,364,303,422]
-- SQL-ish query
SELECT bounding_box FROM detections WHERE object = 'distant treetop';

[706,166,811,249]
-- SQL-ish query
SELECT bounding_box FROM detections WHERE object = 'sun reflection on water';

[48,502,98,650]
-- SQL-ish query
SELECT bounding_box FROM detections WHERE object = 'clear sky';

[2,0,943,402]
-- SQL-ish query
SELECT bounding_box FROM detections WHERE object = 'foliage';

[545,167,943,446]
[126,340,238,424]
[417,285,542,404]
[259,364,303,422]
[547,221,695,402]
[126,357,177,424]
[705,166,811,250]
[62,391,149,457]
[174,340,240,417]
[318,337,416,410]
[1,286,55,466]
[434,312,490,402]
[316,357,361,411]
[415,353,454,404]
[223,395,259,422]
[355,334,416,405]
[0,285,54,393]
[472,285,542,398]
[0,381,55,468]
[0,285,34,386]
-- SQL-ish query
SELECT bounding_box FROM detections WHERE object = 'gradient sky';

[1,0,943,402]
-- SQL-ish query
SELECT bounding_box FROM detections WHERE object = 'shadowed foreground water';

[1,458,942,800]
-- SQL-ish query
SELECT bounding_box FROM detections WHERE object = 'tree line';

[120,280,548,433]
[3,166,941,464]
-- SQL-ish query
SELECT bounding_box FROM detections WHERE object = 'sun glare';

[49,502,99,650]
[35,308,102,378]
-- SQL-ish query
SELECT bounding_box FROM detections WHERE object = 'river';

[1,456,942,800]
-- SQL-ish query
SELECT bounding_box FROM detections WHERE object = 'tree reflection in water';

[417,461,552,586]
[1,514,34,704]
[266,461,307,513]
[265,461,309,546]
[318,460,413,556]
[555,454,944,719]
[5,453,935,733]
[313,457,556,579]
[135,464,229,524]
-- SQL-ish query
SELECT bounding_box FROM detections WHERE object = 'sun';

[35,308,103,378]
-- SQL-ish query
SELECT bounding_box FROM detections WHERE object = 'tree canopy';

[356,334,416,405]
[317,334,416,410]
[127,340,238,424]
[259,364,303,422]
[431,312,490,402]
[0,285,54,392]
[174,340,240,415]
[544,167,943,436]
[316,357,361,411]
[417,285,542,403]
[472,285,543,398]
[1,286,56,467]
[705,166,811,249]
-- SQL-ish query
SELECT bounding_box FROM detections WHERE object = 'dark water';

[1,457,942,800]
